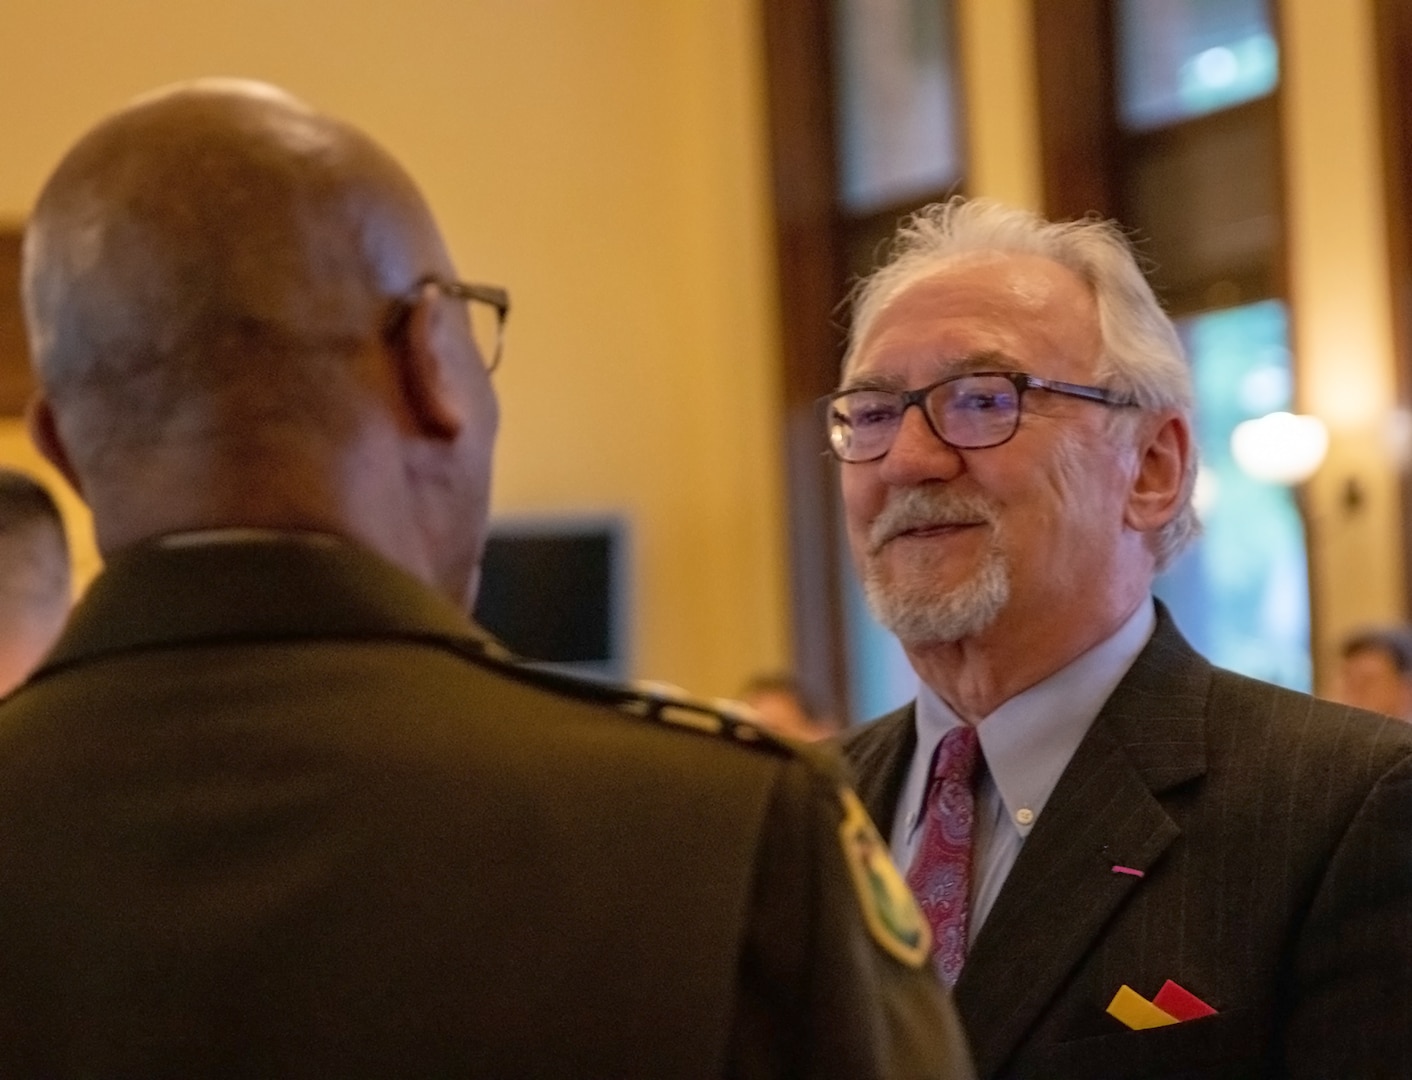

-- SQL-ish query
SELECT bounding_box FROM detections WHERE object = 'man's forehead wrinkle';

[843,350,1016,392]
[1007,269,1059,307]
[899,251,1086,312]
[841,370,908,392]
[850,266,1020,372]
[977,253,1082,309]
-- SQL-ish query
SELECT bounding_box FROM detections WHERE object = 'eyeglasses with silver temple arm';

[822,370,1139,464]
[388,275,511,373]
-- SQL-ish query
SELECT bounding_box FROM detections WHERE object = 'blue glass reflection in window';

[844,552,917,724]
[1117,0,1279,131]
[1156,300,1312,691]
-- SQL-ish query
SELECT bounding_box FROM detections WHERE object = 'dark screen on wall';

[472,530,616,666]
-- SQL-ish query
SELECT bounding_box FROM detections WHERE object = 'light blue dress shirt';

[889,598,1157,941]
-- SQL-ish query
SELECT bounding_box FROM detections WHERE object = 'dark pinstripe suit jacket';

[842,606,1412,1079]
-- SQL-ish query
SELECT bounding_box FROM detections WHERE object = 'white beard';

[860,487,1011,646]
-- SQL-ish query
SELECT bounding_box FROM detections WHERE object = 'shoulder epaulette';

[453,632,800,756]
[457,633,914,962]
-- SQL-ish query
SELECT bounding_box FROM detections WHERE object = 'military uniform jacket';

[842,607,1412,1080]
[0,535,973,1079]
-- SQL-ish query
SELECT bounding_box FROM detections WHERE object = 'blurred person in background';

[0,468,69,694]
[739,671,843,742]
[1333,625,1412,722]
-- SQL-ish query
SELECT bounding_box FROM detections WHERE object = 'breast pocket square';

[1107,980,1218,1030]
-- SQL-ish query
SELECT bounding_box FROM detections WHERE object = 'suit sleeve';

[1284,748,1412,1077]
[726,754,975,1080]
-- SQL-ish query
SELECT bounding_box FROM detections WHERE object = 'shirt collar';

[913,598,1156,838]
[38,532,483,679]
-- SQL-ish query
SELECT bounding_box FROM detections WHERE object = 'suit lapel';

[839,706,917,833]
[955,610,1212,1079]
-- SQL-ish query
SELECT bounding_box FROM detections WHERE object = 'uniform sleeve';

[1284,749,1412,1077]
[726,754,975,1080]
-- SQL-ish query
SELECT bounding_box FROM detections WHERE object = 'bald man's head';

[23,79,449,469]
[21,80,501,605]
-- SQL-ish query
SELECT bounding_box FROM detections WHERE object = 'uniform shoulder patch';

[837,787,932,969]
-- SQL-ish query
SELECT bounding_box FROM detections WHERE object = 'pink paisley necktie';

[906,723,981,986]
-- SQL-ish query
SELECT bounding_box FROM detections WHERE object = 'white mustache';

[867,488,998,554]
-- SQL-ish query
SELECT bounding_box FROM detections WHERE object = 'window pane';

[1123,101,1280,304]
[834,0,962,212]
[1117,0,1279,131]
[1156,300,1312,691]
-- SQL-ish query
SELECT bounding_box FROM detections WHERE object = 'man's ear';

[26,395,82,496]
[385,285,465,442]
[1124,411,1191,533]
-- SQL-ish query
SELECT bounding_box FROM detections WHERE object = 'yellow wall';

[957,0,1041,212]
[0,0,791,697]
[1281,0,1404,684]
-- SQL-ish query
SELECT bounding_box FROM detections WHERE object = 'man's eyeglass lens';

[466,293,507,373]
[419,279,509,373]
[826,373,1029,462]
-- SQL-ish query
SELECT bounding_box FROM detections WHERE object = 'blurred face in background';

[740,684,838,742]
[1335,645,1412,721]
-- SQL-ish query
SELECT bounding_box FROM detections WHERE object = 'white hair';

[843,196,1199,570]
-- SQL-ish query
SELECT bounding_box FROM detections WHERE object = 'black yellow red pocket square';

[1106,980,1217,1029]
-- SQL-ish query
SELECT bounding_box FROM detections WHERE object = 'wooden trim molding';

[1032,0,1120,222]
[0,228,35,416]
[1374,0,1412,617]
[760,0,851,718]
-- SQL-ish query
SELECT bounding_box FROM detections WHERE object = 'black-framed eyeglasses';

[392,275,511,373]
[822,370,1138,464]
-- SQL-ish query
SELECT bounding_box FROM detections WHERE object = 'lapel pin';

[1110,864,1145,878]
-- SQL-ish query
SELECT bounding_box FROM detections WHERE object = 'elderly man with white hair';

[833,196,1412,1079]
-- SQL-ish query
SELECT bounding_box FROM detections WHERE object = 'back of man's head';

[0,469,69,694]
[26,81,430,440]
[21,79,499,605]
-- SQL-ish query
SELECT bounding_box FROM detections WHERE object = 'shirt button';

[1015,807,1035,826]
